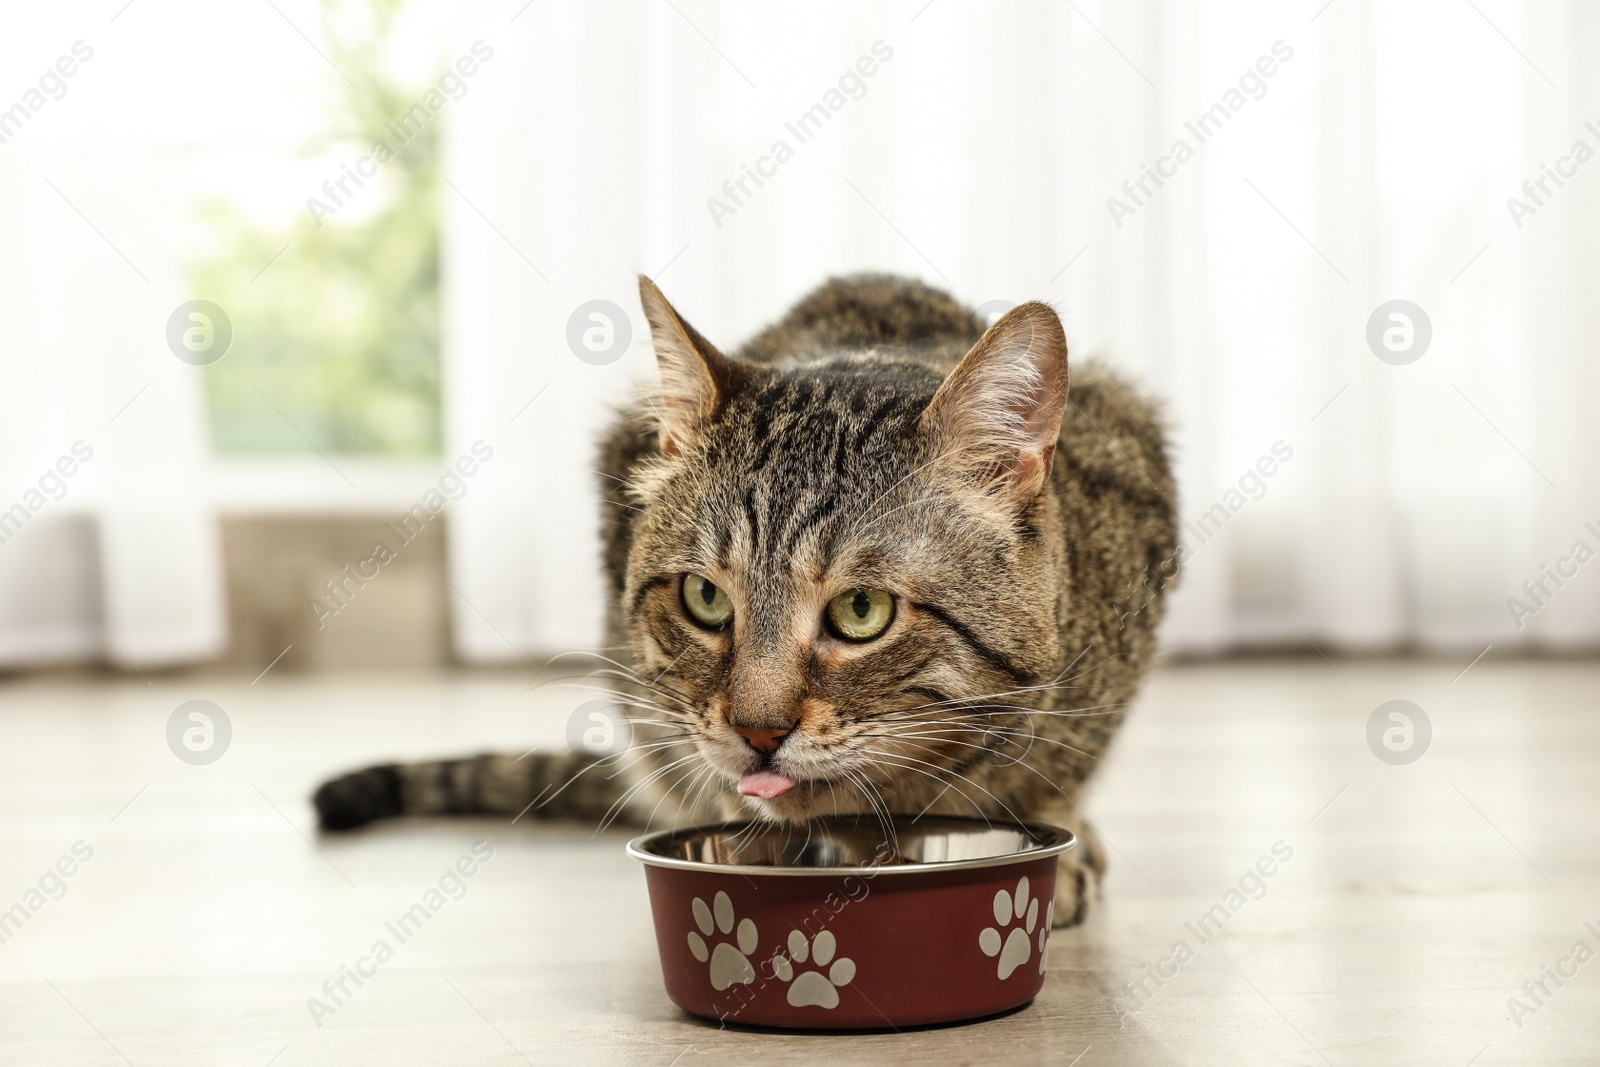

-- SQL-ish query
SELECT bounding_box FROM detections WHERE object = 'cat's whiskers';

[554,653,703,706]
[614,755,710,838]
[642,760,716,831]
[544,663,701,721]
[873,723,1100,764]
[837,765,898,852]
[594,751,703,835]
[540,689,692,723]
[854,723,1021,772]
[507,694,692,763]
[859,750,999,827]
[607,671,702,715]
[520,728,695,820]
[857,746,1032,828]
[867,704,1109,759]
[883,662,1114,716]
[880,700,1129,721]
[683,761,727,824]
[723,819,773,852]
[858,727,1084,795]
[524,671,700,723]
[517,751,626,818]
[550,648,694,695]
[618,734,699,755]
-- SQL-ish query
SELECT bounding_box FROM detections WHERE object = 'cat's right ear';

[638,276,741,457]
[920,301,1069,506]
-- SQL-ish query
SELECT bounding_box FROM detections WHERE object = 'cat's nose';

[730,725,791,753]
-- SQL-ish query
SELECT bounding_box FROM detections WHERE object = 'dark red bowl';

[627,816,1075,1029]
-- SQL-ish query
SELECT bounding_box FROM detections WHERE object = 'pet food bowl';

[626,815,1075,1029]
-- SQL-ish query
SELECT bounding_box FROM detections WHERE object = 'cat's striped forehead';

[686,360,943,577]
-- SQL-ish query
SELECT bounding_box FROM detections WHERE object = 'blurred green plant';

[194,0,440,456]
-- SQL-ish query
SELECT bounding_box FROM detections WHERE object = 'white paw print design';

[1037,898,1055,975]
[687,891,758,991]
[979,875,1040,980]
[771,929,856,1009]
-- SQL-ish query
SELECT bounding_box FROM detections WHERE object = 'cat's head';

[621,277,1069,822]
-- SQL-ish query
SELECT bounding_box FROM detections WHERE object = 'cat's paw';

[1051,848,1102,928]
[979,875,1043,979]
[686,891,758,991]
[770,929,856,1009]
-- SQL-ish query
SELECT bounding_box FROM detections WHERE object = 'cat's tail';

[312,752,622,831]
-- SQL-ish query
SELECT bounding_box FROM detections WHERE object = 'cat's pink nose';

[731,725,790,753]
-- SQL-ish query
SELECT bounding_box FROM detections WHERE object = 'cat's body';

[315,274,1177,927]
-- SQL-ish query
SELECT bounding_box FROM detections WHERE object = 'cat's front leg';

[1043,814,1106,928]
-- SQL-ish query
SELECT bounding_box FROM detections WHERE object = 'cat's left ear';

[921,302,1069,506]
[638,276,743,457]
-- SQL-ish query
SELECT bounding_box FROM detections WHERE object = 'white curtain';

[0,9,230,669]
[445,0,1600,661]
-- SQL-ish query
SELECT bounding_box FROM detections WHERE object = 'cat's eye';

[681,573,733,629]
[826,588,895,642]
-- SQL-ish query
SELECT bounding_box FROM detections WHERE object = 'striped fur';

[312,752,619,829]
[314,274,1178,928]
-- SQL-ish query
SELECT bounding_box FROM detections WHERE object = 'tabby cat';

[314,274,1177,928]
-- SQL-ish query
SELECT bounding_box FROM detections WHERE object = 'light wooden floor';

[0,658,1595,1065]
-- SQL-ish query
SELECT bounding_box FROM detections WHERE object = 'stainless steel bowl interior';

[627,815,1075,876]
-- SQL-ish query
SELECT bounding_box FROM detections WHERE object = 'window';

[191,0,441,457]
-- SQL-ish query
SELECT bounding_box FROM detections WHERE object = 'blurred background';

[2,0,1596,677]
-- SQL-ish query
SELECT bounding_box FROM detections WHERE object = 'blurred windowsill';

[208,457,446,514]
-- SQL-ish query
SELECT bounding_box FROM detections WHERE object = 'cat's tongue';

[738,769,797,798]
